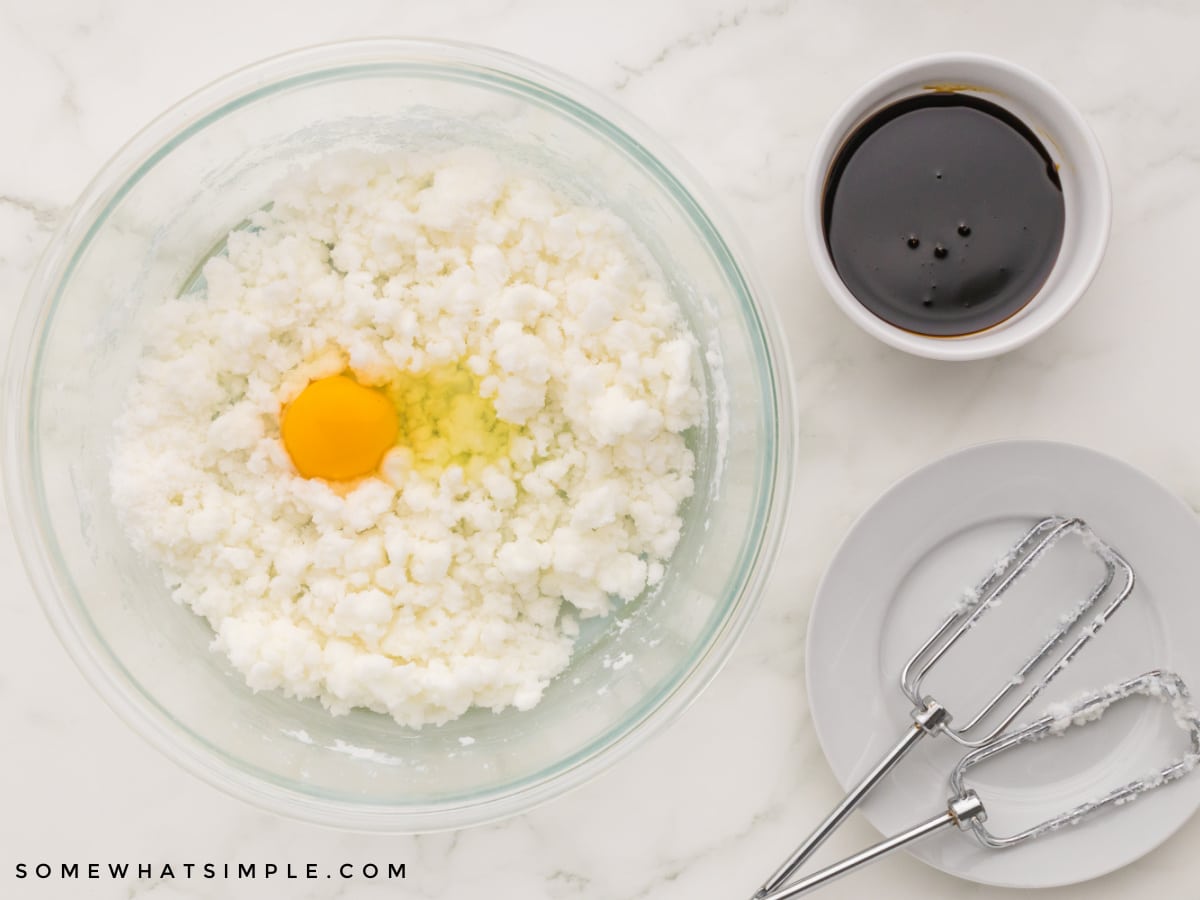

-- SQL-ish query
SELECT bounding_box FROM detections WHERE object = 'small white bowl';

[804,53,1111,361]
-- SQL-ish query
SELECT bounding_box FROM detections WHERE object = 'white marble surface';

[4,1,1200,897]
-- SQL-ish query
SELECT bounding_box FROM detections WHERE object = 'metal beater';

[755,515,1136,898]
[763,670,1200,898]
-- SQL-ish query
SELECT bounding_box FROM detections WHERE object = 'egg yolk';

[281,375,398,481]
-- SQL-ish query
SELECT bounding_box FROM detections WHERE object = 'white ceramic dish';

[806,440,1200,888]
[804,53,1111,360]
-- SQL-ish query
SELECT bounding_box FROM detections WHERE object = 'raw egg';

[282,374,398,481]
[388,362,513,477]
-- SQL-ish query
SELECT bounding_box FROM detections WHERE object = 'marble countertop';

[4,1,1200,898]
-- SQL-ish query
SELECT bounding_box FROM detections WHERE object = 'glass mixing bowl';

[4,39,793,830]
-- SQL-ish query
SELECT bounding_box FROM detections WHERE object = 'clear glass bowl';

[4,39,793,831]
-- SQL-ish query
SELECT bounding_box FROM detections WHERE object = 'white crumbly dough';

[110,148,703,728]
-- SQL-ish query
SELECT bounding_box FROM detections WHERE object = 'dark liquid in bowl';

[822,93,1065,336]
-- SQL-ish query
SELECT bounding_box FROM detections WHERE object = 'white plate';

[806,440,1200,889]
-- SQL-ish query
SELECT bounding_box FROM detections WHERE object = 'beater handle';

[761,792,985,900]
[753,700,948,898]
